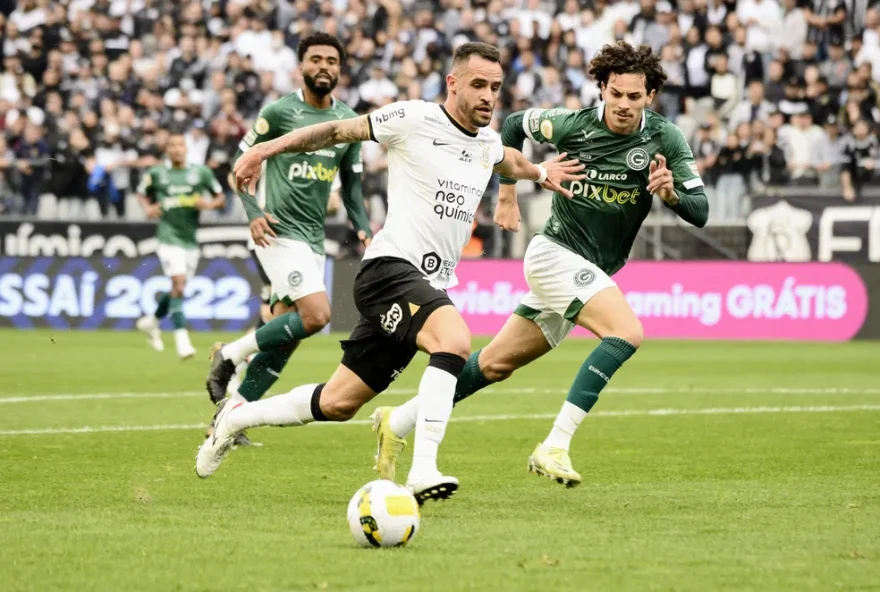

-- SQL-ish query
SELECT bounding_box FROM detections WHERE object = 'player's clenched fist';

[647,154,677,204]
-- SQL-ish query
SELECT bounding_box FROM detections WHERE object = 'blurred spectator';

[841,119,879,201]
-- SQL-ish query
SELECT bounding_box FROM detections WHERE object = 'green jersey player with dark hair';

[375,41,709,487]
[204,33,373,439]
[135,132,225,359]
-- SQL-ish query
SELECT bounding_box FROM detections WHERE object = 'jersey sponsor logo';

[288,161,338,182]
[687,161,699,175]
[421,252,441,275]
[304,148,337,158]
[529,113,541,134]
[161,194,200,210]
[568,181,641,205]
[540,119,553,140]
[587,169,627,181]
[573,269,595,287]
[424,113,446,125]
[379,302,403,334]
[287,271,303,287]
[434,190,476,224]
[373,108,406,125]
[544,108,573,117]
[626,148,650,171]
[459,149,472,163]
[255,117,270,135]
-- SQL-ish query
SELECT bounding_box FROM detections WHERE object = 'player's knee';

[612,320,644,350]
[300,307,331,334]
[481,358,516,383]
[435,334,471,362]
[320,392,361,422]
[170,278,186,297]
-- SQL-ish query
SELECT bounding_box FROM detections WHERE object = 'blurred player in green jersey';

[135,132,225,359]
[204,33,372,441]
[375,41,709,487]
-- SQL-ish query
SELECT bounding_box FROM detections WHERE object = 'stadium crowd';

[0,0,877,226]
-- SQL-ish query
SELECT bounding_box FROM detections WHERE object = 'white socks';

[173,328,194,356]
[543,401,588,451]
[222,332,259,365]
[408,366,456,479]
[389,397,420,438]
[226,383,318,433]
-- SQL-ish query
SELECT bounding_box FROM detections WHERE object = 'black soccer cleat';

[205,343,236,404]
[408,476,460,506]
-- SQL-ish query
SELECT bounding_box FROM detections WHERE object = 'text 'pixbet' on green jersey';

[238,90,370,255]
[137,165,222,249]
[502,104,708,275]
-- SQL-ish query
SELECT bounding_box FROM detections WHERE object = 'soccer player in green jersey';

[373,41,709,487]
[135,133,226,359]
[205,33,372,421]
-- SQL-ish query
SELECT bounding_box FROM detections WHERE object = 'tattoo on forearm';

[278,118,368,155]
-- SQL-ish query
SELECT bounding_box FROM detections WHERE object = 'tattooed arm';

[233,116,372,194]
[257,116,371,159]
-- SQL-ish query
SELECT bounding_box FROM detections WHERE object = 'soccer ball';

[347,480,421,548]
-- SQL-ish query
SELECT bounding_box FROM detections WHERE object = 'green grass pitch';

[0,329,878,591]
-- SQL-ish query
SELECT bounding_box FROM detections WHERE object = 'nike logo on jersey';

[433,140,451,146]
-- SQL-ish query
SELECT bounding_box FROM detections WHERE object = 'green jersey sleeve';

[498,108,579,184]
[238,101,282,152]
[201,166,223,195]
[660,124,709,228]
[136,167,157,200]
[339,142,372,237]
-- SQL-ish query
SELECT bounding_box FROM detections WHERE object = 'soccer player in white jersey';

[195,42,584,503]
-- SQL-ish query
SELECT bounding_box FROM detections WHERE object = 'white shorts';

[255,237,327,306]
[157,244,200,280]
[517,234,617,348]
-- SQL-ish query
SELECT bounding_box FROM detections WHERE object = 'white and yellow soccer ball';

[347,480,420,548]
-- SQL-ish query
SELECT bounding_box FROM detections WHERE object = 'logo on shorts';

[288,271,303,287]
[421,252,441,274]
[380,303,403,334]
[573,269,595,287]
[626,148,649,171]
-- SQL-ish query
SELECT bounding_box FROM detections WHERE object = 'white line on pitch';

[1,405,878,436]
[2,386,880,405]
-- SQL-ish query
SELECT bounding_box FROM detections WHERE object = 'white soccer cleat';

[195,399,243,478]
[174,329,196,360]
[136,315,164,352]
[527,443,582,488]
[405,472,459,505]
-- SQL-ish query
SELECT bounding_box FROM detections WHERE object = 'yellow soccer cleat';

[527,443,582,488]
[371,406,407,482]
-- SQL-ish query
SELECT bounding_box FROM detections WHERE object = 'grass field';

[1,329,879,591]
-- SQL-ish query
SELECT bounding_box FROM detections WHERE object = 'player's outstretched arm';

[494,148,584,198]
[233,117,371,195]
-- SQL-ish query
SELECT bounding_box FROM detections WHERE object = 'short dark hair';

[296,32,345,63]
[452,42,501,67]
[589,41,667,95]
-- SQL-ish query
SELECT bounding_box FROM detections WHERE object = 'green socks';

[237,342,299,402]
[169,296,185,330]
[255,312,309,351]
[154,292,170,319]
[453,349,493,404]
[566,337,637,413]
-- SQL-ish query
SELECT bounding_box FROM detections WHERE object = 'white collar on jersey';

[296,89,337,108]
[596,101,646,132]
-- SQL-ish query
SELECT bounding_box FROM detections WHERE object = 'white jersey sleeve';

[367,101,422,146]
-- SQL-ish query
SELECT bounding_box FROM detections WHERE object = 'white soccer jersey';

[364,100,505,289]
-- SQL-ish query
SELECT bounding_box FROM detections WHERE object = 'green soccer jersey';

[137,164,222,249]
[237,90,371,255]
[501,104,709,275]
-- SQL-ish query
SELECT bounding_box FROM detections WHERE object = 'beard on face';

[303,71,338,97]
